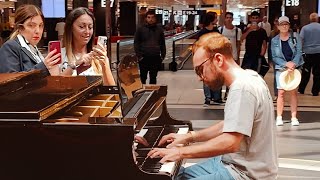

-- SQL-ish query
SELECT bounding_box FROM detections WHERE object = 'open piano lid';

[0,70,103,121]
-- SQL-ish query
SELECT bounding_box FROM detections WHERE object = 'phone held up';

[97,36,108,48]
[48,41,62,64]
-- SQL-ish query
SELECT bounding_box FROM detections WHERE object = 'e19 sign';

[286,0,299,6]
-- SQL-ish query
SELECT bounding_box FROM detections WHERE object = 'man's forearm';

[192,121,224,142]
[180,132,243,159]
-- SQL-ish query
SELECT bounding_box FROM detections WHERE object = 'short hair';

[251,11,260,17]
[203,12,217,27]
[10,4,44,40]
[146,10,156,17]
[225,12,233,17]
[310,12,318,22]
[63,7,96,64]
[192,32,233,59]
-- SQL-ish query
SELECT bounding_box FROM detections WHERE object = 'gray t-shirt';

[222,70,278,180]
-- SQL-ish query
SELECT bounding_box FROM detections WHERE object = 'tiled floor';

[156,68,320,179]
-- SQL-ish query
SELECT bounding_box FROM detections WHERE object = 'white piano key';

[177,127,189,135]
[159,162,175,174]
[137,128,148,137]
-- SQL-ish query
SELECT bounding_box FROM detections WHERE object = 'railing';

[116,30,198,71]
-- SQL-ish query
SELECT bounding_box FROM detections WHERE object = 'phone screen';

[48,41,62,64]
[98,36,108,48]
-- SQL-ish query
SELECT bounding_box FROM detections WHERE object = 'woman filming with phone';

[0,4,61,76]
[59,7,115,85]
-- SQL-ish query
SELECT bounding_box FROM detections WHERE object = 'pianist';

[0,5,61,76]
[148,33,278,180]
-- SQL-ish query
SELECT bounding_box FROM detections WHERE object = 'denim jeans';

[203,84,222,101]
[176,156,234,180]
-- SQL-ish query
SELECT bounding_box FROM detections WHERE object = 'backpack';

[219,26,239,41]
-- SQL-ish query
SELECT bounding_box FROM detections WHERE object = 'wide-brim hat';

[279,69,301,91]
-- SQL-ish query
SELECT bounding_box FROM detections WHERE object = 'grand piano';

[0,55,192,180]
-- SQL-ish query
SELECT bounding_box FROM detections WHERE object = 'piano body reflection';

[0,55,192,180]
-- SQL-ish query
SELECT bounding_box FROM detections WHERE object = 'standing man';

[241,11,268,72]
[55,18,65,41]
[148,32,278,180]
[298,12,320,96]
[218,12,242,99]
[197,12,223,106]
[218,12,242,65]
[134,11,166,84]
[259,16,271,37]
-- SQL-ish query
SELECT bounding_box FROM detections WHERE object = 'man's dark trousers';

[299,53,320,96]
[139,55,162,84]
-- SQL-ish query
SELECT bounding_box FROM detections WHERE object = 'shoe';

[224,93,228,100]
[212,99,224,105]
[276,116,284,126]
[312,93,319,96]
[298,90,304,94]
[203,100,210,107]
[273,96,277,102]
[291,118,300,126]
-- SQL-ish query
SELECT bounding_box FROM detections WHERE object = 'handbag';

[257,55,270,77]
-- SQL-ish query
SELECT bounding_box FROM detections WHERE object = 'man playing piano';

[148,32,278,180]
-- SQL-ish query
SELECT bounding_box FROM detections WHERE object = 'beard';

[205,66,225,91]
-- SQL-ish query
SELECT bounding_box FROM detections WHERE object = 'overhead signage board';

[172,10,200,15]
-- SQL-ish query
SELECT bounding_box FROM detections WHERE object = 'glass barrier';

[116,30,198,72]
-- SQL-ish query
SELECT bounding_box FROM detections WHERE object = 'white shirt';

[55,22,65,36]
[60,48,96,76]
[258,22,271,37]
[218,26,242,60]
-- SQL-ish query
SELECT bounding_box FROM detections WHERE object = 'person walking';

[134,11,166,84]
[298,12,320,96]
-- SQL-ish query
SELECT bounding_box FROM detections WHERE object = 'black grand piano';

[0,55,192,180]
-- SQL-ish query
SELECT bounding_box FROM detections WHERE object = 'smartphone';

[97,36,108,48]
[48,41,62,64]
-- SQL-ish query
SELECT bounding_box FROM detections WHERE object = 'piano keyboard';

[135,126,189,176]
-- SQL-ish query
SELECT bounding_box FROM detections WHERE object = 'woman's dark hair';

[63,7,96,63]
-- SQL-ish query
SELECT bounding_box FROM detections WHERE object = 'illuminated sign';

[286,0,299,6]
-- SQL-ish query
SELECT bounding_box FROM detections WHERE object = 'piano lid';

[0,71,103,121]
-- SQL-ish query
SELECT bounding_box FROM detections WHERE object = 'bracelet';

[188,131,196,143]
[67,64,77,70]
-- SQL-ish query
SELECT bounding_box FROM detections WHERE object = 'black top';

[281,40,293,62]
[134,24,166,59]
[244,28,268,55]
[197,27,219,39]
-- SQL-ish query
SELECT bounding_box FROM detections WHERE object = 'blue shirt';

[300,22,320,54]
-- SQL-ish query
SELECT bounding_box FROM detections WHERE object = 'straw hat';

[279,69,301,91]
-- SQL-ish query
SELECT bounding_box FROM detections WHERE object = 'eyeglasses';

[279,23,290,27]
[195,58,210,77]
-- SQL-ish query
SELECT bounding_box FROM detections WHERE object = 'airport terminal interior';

[0,0,320,179]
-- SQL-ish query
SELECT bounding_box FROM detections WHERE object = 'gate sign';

[155,9,163,15]
[285,0,299,6]
[101,0,115,7]
[173,10,199,15]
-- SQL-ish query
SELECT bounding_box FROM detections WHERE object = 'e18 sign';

[286,0,299,6]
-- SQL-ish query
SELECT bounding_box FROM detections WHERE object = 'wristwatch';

[67,64,77,70]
